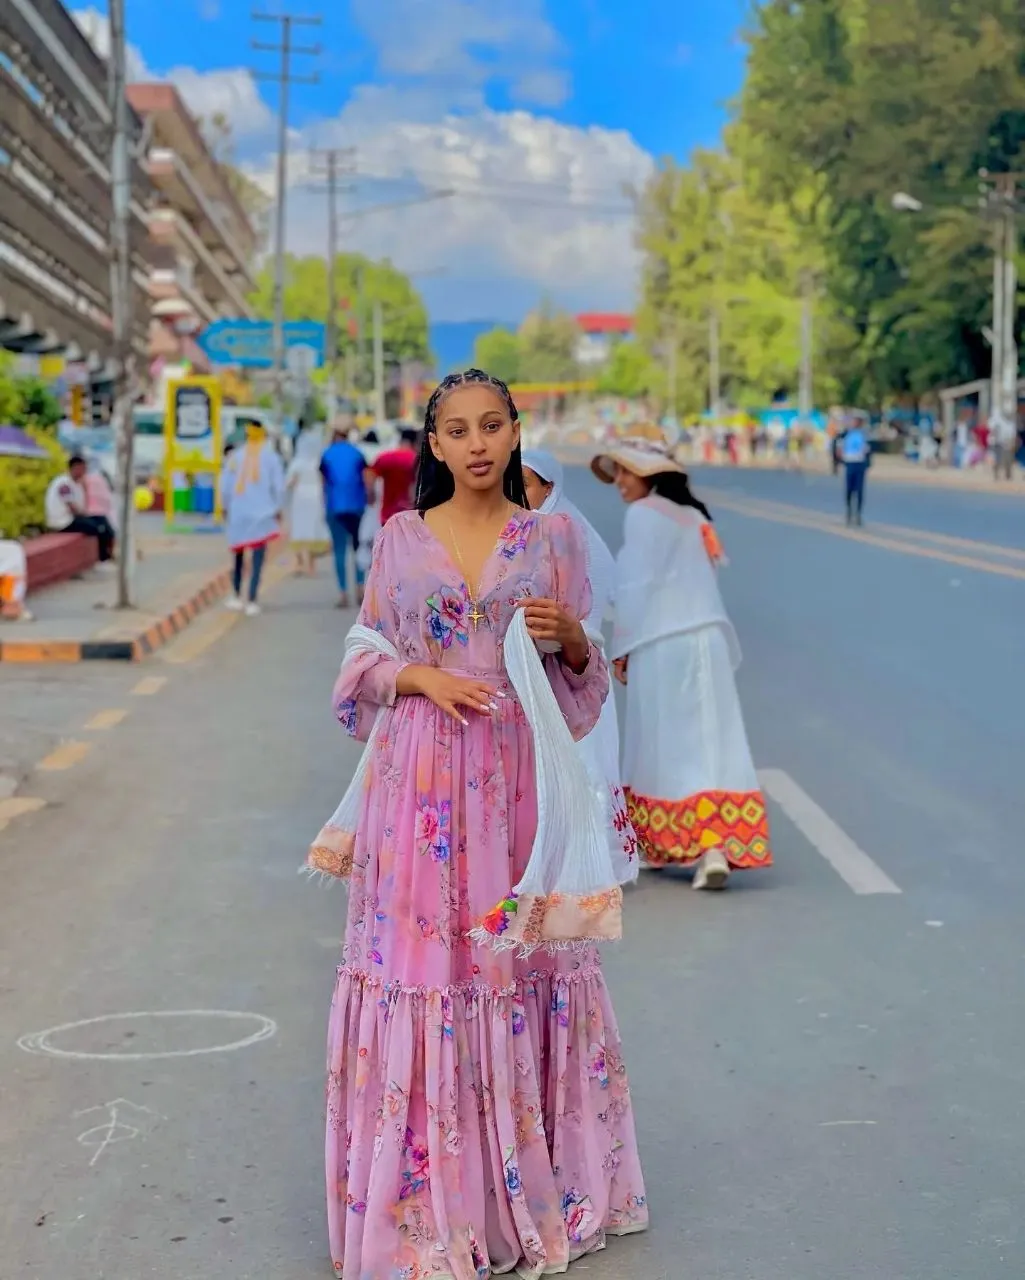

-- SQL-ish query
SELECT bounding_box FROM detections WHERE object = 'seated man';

[45,454,116,562]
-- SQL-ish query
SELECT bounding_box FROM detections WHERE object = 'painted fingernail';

[495,690,507,698]
[489,700,500,711]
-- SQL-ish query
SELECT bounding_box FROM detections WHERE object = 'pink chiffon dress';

[324,506,647,1279]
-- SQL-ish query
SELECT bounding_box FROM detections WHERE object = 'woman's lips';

[468,461,493,475]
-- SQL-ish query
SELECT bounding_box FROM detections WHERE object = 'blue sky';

[76,0,749,322]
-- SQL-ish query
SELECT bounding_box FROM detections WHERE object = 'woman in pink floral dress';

[312,370,647,1279]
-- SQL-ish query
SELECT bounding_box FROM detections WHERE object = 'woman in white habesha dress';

[521,448,638,882]
[286,425,329,575]
[592,437,773,891]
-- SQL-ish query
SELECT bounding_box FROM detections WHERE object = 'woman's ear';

[428,431,444,463]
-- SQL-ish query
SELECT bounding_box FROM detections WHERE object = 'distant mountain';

[429,321,503,375]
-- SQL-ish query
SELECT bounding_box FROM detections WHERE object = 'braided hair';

[415,368,528,511]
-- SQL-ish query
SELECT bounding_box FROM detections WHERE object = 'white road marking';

[17,1010,278,1061]
[759,768,902,896]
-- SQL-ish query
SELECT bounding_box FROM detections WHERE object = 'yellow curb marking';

[37,741,93,772]
[0,797,46,830]
[160,563,290,666]
[713,495,1025,582]
[84,708,128,731]
[132,676,167,696]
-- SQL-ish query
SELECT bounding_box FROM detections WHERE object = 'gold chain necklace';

[447,503,511,632]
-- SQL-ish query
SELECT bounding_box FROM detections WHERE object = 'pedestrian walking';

[592,437,773,889]
[319,425,369,608]
[307,369,647,1280]
[521,447,638,880]
[285,424,328,576]
[370,426,420,524]
[219,419,284,617]
[840,419,870,525]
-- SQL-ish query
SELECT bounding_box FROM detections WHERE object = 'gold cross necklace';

[447,504,511,632]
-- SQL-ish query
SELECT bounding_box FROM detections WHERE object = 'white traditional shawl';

[307,612,627,955]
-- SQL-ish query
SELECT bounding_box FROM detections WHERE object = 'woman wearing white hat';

[522,448,639,882]
[592,438,772,889]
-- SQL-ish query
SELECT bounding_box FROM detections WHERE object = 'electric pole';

[107,0,136,608]
[665,318,678,422]
[798,269,814,431]
[708,308,721,420]
[310,146,355,425]
[251,11,320,433]
[980,170,1022,475]
[372,300,385,424]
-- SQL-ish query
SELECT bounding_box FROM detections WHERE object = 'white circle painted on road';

[16,1010,278,1061]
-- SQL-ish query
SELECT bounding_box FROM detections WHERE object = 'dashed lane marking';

[84,708,128,731]
[37,741,93,772]
[0,797,46,830]
[131,676,167,696]
[759,768,902,896]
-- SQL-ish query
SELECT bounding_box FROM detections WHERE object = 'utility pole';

[664,318,678,422]
[107,0,136,608]
[798,269,814,430]
[708,308,721,420]
[252,11,320,433]
[981,170,1022,473]
[372,300,385,424]
[310,146,355,426]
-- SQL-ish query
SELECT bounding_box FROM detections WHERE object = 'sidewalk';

[0,516,235,662]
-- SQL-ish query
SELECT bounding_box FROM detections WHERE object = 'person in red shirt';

[371,428,419,524]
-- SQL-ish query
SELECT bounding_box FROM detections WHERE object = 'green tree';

[472,327,521,384]
[596,340,656,399]
[735,0,1025,401]
[517,301,579,382]
[249,254,431,371]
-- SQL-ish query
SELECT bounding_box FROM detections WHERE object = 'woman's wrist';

[560,627,590,673]
[395,663,427,696]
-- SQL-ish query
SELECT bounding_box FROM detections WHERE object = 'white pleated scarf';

[306,612,627,955]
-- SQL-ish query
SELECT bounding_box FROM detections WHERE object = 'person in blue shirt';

[839,422,870,525]
[319,426,369,607]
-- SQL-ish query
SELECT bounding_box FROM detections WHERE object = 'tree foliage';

[249,254,432,369]
[637,0,1025,407]
[472,302,579,384]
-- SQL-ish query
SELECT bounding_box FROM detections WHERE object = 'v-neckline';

[418,506,526,598]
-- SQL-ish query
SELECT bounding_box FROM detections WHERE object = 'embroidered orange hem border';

[306,824,355,880]
[470,887,624,953]
[626,787,772,869]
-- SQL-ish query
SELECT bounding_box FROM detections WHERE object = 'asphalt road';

[2,467,1025,1279]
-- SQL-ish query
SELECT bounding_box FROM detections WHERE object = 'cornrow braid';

[415,367,526,511]
[423,367,520,437]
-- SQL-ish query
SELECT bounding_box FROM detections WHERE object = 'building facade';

[0,0,151,391]
[126,82,258,394]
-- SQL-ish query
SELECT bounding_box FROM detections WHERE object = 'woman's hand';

[515,597,590,672]
[613,656,629,685]
[397,664,502,725]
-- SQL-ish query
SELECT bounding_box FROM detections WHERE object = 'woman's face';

[522,466,553,511]
[613,463,651,504]
[429,385,519,494]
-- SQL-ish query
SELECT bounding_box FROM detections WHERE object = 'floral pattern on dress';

[324,509,647,1279]
[425,584,468,649]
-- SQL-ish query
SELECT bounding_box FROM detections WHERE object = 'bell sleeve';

[543,512,610,742]
[331,522,407,741]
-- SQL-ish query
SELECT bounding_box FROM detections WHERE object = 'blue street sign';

[197,319,327,369]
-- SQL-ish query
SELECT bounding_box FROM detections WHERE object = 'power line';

[309,145,356,420]
[250,10,321,430]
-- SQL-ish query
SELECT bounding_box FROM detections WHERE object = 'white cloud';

[165,66,275,143]
[73,1,654,322]
[72,9,271,146]
[248,107,652,323]
[351,0,568,110]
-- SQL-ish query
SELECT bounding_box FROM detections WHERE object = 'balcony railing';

[149,207,252,318]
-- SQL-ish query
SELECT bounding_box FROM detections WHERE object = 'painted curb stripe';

[0,569,232,664]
